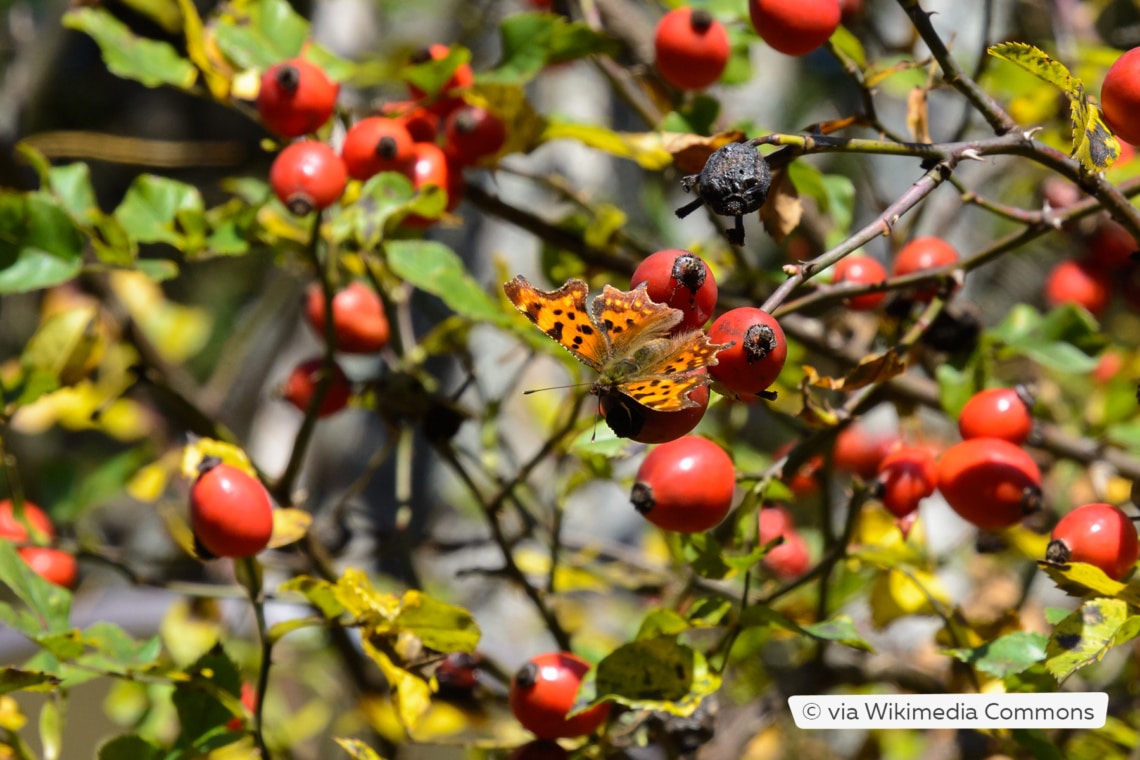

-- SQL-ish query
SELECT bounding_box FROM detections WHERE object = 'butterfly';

[503,275,728,412]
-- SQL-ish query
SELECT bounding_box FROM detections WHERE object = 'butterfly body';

[503,276,728,412]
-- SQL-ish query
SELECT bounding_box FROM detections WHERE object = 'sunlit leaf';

[485,12,620,84]
[360,640,431,730]
[210,0,311,70]
[279,576,345,619]
[176,0,230,99]
[0,540,72,633]
[39,699,62,760]
[179,438,257,480]
[335,737,387,760]
[741,606,874,652]
[0,668,60,696]
[0,193,84,294]
[386,240,506,325]
[594,638,719,716]
[542,121,673,170]
[1037,560,1140,605]
[393,591,480,654]
[1045,597,1130,681]
[266,508,311,549]
[63,8,197,89]
[758,169,802,243]
[944,631,1048,677]
[869,568,949,629]
[1071,97,1121,172]
[987,42,1079,95]
[21,306,103,392]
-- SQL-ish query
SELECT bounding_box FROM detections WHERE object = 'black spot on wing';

[546,322,565,341]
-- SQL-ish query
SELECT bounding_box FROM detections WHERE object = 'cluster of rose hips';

[261,45,505,221]
[609,248,787,444]
[0,498,77,588]
[652,0,843,92]
[1043,213,1139,318]
[831,236,961,311]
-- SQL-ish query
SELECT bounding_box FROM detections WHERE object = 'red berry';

[631,435,735,533]
[758,503,796,543]
[893,236,959,302]
[653,7,730,91]
[227,682,258,731]
[257,58,339,138]
[1047,502,1140,580]
[774,441,822,497]
[380,101,440,143]
[508,741,568,760]
[1041,177,1083,210]
[509,652,610,739]
[958,387,1033,445]
[436,652,482,694]
[1086,220,1137,271]
[707,307,787,396]
[341,117,415,180]
[1101,47,1140,146]
[18,548,77,588]
[832,254,887,311]
[876,445,938,518]
[444,106,507,165]
[402,142,464,228]
[937,438,1042,531]
[631,249,718,332]
[833,425,898,479]
[601,372,709,443]
[1044,259,1111,316]
[189,459,274,559]
[282,358,352,417]
[763,530,811,579]
[407,44,474,116]
[1093,351,1124,384]
[0,499,55,543]
[305,282,391,354]
[748,0,840,57]
[269,141,347,215]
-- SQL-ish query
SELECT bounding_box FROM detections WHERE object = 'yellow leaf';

[158,500,202,559]
[160,598,222,667]
[109,271,213,364]
[1071,96,1121,172]
[361,640,432,732]
[333,568,400,623]
[180,438,256,480]
[542,120,673,170]
[176,0,230,99]
[335,737,388,760]
[267,508,311,549]
[869,567,949,629]
[987,42,1079,95]
[126,457,173,503]
[22,306,104,387]
[0,696,26,732]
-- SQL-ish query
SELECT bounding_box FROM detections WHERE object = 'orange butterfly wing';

[504,275,728,413]
[503,276,608,370]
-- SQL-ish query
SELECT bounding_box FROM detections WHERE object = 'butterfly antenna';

[521,382,593,395]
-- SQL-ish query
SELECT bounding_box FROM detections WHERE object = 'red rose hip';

[707,307,787,396]
[958,387,1033,445]
[305,282,391,354]
[509,652,609,739]
[631,249,718,332]
[631,435,735,533]
[654,7,731,91]
[1047,502,1140,580]
[749,0,840,57]
[893,236,959,302]
[1100,47,1140,146]
[832,254,887,311]
[341,117,415,180]
[937,438,1042,530]
[282,357,352,417]
[189,458,274,559]
[257,58,339,138]
[270,141,348,215]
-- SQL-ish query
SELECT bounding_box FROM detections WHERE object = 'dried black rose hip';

[675,142,771,245]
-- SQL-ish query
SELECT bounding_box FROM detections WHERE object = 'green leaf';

[47,163,99,222]
[21,306,101,389]
[682,534,765,580]
[97,734,165,760]
[830,24,866,70]
[943,631,1048,677]
[987,42,1079,95]
[279,575,345,618]
[113,174,206,250]
[335,738,387,760]
[740,605,875,652]
[39,698,62,760]
[636,609,691,641]
[990,303,1102,373]
[485,12,620,84]
[393,591,480,653]
[0,668,60,696]
[53,447,154,522]
[62,8,197,89]
[386,240,506,324]
[935,349,983,419]
[820,174,856,234]
[594,638,720,716]
[78,622,162,673]
[542,120,673,170]
[1011,729,1067,760]
[1045,597,1130,681]
[403,45,470,97]
[0,540,72,633]
[0,193,84,294]
[211,0,310,69]
[172,645,242,748]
